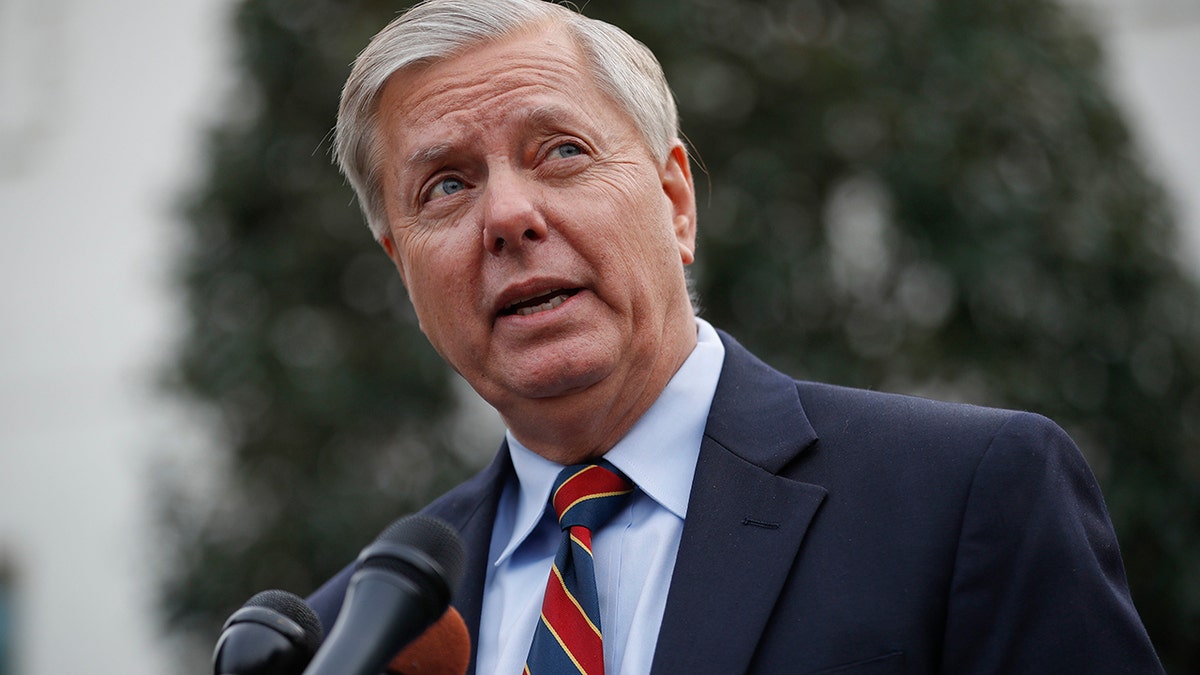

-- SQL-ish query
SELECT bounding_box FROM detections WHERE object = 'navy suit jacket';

[309,330,1162,673]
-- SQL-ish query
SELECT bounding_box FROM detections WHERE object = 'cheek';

[400,234,480,328]
[585,174,674,249]
[612,200,682,268]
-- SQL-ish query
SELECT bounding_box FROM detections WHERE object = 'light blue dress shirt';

[474,318,726,675]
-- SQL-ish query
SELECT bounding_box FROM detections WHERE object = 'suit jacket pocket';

[805,650,904,674]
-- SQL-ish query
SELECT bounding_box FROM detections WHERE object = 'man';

[309,0,1163,672]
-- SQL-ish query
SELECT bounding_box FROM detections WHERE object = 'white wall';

[0,0,1195,674]
[0,0,232,672]
[1077,0,1200,271]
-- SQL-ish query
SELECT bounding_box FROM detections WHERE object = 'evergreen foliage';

[160,0,477,652]
[162,0,1200,669]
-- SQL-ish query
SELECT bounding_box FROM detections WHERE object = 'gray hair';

[334,0,681,240]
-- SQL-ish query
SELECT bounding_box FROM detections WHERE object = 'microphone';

[386,606,471,675]
[303,514,466,675]
[213,589,323,675]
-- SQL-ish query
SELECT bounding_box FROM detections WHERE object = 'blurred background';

[1,0,1198,672]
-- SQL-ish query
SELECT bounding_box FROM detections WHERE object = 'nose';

[481,169,547,255]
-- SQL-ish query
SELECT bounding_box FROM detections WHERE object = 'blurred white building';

[0,0,1196,673]
[1080,0,1200,269]
[0,0,233,672]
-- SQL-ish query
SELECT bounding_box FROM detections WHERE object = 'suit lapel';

[651,332,827,675]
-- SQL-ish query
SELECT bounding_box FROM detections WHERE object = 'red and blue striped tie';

[524,461,633,675]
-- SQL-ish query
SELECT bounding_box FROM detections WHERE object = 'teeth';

[513,292,569,316]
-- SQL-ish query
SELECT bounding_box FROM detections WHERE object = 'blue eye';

[553,142,583,158]
[428,176,466,201]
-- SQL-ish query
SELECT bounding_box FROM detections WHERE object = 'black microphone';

[214,589,324,675]
[303,514,466,675]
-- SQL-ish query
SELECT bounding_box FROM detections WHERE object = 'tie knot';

[550,461,634,532]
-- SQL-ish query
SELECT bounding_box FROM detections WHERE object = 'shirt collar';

[494,318,726,566]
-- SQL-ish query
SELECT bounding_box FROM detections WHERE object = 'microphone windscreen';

[213,589,323,675]
[242,590,324,656]
[385,606,470,675]
[364,515,467,592]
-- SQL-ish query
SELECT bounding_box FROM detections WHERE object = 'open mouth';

[500,288,581,317]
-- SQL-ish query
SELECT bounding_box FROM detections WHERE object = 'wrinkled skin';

[376,24,698,463]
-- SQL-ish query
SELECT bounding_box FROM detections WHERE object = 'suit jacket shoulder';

[651,330,1161,674]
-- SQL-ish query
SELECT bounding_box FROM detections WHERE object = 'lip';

[492,278,586,320]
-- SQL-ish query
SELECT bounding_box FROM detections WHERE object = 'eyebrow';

[404,104,586,168]
[407,142,456,169]
[521,104,586,137]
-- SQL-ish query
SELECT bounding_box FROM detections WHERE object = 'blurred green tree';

[161,0,1200,670]
[158,0,480,659]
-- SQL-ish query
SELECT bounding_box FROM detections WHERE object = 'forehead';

[376,25,624,154]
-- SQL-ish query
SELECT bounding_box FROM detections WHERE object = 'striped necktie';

[524,461,634,675]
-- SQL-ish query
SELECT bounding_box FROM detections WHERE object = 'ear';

[661,140,697,265]
[379,232,409,288]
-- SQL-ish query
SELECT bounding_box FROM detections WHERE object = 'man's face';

[375,25,696,440]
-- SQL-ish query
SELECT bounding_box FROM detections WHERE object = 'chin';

[497,358,613,403]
